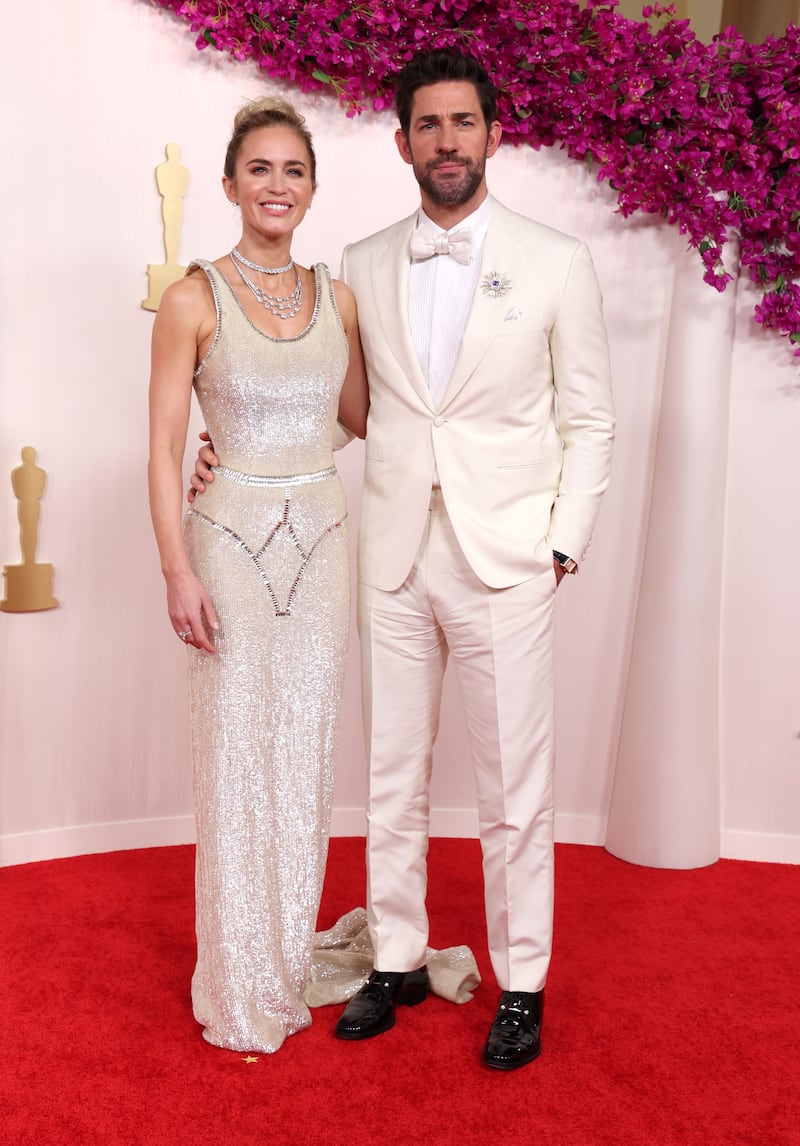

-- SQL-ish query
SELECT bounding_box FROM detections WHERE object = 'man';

[194,49,614,1070]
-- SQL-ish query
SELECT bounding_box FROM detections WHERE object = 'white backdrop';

[1,0,798,867]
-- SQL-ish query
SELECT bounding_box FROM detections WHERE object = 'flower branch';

[152,0,800,355]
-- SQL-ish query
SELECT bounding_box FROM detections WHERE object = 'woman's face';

[224,125,315,243]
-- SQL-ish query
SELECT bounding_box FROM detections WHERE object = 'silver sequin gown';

[183,260,350,1052]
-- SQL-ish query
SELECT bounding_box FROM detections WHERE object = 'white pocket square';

[504,307,522,321]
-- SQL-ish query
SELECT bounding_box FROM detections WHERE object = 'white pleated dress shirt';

[408,195,493,412]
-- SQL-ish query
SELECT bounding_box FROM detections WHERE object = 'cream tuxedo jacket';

[341,199,615,592]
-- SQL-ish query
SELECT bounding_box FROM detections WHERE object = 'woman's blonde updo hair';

[224,97,317,186]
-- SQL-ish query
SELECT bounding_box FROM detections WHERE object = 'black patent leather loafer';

[334,966,429,1040]
[482,989,544,1070]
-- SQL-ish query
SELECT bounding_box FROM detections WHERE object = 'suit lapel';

[369,213,433,410]
[440,202,537,410]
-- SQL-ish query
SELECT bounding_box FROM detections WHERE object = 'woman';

[148,97,368,1053]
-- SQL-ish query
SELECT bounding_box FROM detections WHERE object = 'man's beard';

[414,154,485,206]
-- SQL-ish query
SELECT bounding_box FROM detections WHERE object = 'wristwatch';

[552,549,578,574]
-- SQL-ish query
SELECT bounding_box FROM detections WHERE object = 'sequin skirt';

[183,466,349,1052]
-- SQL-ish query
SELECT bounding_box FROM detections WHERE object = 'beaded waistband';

[214,464,337,487]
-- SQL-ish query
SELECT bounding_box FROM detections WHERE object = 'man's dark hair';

[394,50,498,136]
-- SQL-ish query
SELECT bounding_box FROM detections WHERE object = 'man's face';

[395,81,502,211]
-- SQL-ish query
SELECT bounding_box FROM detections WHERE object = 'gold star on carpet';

[242,1055,259,1064]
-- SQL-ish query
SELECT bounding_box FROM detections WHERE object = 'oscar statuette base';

[1,563,58,612]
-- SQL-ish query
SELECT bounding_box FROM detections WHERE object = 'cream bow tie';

[409,226,473,265]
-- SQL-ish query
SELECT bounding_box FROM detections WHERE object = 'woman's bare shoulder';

[159,266,216,323]
[331,276,357,326]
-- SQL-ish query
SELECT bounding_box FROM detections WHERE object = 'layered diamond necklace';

[230,246,302,320]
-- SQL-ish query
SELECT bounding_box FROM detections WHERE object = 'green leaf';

[790,333,800,344]
[312,68,332,84]
[202,28,217,46]
[699,81,710,99]
[625,129,645,145]
[569,70,587,84]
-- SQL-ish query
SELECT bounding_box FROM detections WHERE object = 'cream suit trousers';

[358,490,557,993]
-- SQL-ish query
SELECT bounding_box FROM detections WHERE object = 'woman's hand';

[166,567,219,653]
[187,431,220,504]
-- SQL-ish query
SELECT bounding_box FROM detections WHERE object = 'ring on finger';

[178,630,192,641]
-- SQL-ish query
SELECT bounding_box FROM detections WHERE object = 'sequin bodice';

[191,260,348,476]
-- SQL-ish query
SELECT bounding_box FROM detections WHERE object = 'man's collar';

[417,194,494,237]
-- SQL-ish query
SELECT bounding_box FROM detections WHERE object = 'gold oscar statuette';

[142,142,190,311]
[1,447,58,612]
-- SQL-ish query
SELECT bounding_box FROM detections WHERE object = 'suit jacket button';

[433,416,445,427]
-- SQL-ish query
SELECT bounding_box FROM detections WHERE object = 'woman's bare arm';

[148,277,219,651]
[333,279,369,439]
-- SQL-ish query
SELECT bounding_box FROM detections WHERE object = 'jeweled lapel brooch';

[481,271,511,298]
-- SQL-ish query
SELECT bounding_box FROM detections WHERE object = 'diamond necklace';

[231,246,293,275]
[232,259,303,320]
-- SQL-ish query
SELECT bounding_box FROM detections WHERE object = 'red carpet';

[2,839,798,1145]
